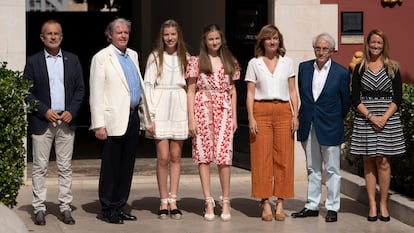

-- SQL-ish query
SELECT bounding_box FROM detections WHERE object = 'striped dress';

[350,67,405,156]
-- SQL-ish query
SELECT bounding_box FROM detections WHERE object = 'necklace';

[368,61,383,74]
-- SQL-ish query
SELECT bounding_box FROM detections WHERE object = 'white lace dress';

[143,52,189,140]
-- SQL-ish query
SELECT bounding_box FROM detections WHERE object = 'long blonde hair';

[358,29,399,78]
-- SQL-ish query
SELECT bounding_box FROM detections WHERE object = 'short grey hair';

[312,32,336,49]
[104,18,131,42]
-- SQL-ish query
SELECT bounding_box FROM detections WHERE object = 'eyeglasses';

[314,47,332,53]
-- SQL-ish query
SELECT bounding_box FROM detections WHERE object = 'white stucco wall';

[273,0,339,181]
[274,0,338,71]
[0,0,26,71]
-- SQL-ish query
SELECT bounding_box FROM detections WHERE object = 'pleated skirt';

[350,97,405,156]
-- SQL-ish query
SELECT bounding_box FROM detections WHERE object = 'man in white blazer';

[89,18,151,224]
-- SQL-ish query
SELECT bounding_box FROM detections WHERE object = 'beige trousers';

[31,122,74,214]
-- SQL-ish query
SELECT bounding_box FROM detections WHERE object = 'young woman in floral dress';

[186,24,240,221]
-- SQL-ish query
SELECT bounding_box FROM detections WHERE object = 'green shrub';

[390,83,414,196]
[0,61,33,208]
[344,83,414,197]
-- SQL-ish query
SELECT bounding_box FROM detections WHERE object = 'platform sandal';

[260,198,273,221]
[204,197,215,221]
[158,198,169,220]
[219,196,231,221]
[275,198,286,221]
[168,194,182,220]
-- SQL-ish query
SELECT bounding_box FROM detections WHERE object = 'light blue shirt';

[45,50,65,112]
[114,48,141,108]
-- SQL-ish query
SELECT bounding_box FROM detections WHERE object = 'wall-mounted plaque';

[341,11,363,35]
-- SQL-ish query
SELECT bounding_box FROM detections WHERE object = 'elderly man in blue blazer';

[291,33,351,222]
[24,19,85,226]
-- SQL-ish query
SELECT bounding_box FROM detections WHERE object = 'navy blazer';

[24,50,85,134]
[297,59,351,146]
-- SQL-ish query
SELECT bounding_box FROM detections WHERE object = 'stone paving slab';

[11,177,414,233]
[8,158,414,233]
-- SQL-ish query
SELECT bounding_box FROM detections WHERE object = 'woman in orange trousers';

[245,24,299,221]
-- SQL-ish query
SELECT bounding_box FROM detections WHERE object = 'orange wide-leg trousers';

[249,101,295,198]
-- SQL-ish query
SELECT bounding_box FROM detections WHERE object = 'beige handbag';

[138,90,152,131]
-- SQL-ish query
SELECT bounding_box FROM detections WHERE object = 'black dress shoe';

[379,215,390,222]
[325,210,338,222]
[119,210,137,221]
[102,213,124,224]
[34,211,46,225]
[367,215,378,222]
[62,210,76,225]
[291,208,319,218]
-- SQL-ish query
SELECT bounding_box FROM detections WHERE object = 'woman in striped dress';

[350,29,405,222]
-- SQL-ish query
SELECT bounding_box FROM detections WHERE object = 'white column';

[272,0,339,181]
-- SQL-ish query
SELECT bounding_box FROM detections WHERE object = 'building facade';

[1,0,412,181]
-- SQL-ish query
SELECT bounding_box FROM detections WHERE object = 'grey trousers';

[301,125,341,212]
[31,122,74,214]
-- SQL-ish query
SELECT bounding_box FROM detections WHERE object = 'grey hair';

[104,18,131,42]
[312,32,336,49]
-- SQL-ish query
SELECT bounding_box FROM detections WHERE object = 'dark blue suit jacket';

[297,59,351,146]
[24,50,85,134]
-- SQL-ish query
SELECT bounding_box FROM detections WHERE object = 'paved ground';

[7,158,414,233]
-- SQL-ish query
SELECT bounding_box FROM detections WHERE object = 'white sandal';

[219,196,231,221]
[204,197,215,221]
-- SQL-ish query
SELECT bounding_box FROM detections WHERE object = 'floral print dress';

[186,56,240,165]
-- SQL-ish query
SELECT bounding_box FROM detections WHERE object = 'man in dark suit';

[291,33,350,222]
[24,19,85,226]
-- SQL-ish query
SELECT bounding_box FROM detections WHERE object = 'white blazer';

[89,44,151,136]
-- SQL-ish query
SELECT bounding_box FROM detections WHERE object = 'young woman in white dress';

[144,19,189,220]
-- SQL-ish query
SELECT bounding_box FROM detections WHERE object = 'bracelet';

[366,112,373,119]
